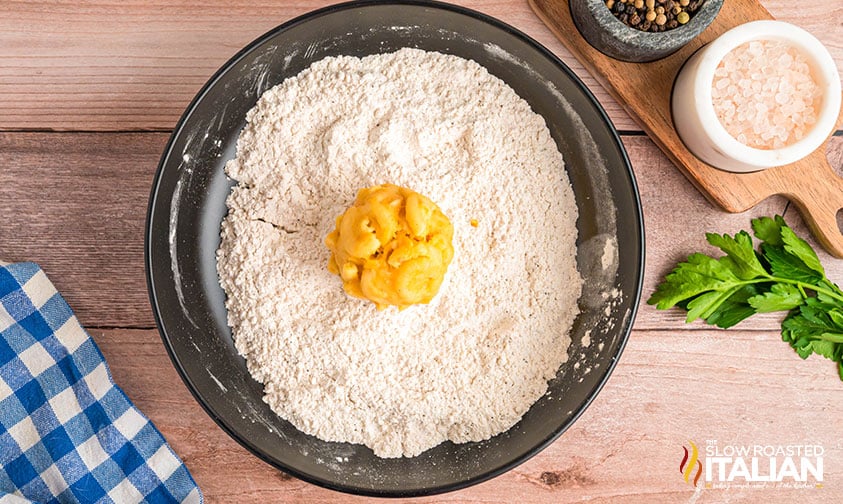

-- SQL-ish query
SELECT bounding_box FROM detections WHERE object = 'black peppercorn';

[604,0,704,31]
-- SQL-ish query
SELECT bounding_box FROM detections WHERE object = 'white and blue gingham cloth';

[0,262,202,503]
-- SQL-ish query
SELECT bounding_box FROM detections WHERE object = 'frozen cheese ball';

[325,184,454,310]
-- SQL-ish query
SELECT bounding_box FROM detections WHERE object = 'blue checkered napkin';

[0,262,202,504]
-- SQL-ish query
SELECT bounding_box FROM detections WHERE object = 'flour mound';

[217,48,582,458]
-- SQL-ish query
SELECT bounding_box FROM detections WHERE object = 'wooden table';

[1,1,841,502]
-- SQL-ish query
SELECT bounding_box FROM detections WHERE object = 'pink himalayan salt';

[711,39,822,150]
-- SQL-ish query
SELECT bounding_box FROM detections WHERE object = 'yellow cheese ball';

[325,184,454,310]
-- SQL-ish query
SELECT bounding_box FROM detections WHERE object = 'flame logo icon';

[680,441,703,486]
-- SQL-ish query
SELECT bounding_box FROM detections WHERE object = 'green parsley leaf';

[829,309,843,329]
[751,215,785,246]
[817,287,842,305]
[705,285,759,329]
[761,244,823,284]
[647,253,742,310]
[811,340,836,360]
[649,215,843,381]
[706,231,767,280]
[781,226,825,276]
[747,283,803,312]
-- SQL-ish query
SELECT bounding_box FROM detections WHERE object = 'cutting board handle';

[775,148,843,258]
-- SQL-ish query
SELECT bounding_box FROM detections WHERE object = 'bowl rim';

[145,0,645,497]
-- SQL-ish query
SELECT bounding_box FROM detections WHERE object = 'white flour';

[217,48,582,458]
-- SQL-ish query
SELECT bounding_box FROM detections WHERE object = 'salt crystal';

[711,39,821,149]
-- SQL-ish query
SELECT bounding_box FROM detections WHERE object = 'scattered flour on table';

[216,48,582,458]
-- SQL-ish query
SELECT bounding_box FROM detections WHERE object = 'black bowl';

[146,0,644,497]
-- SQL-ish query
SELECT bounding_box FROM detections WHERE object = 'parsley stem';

[820,333,843,343]
[796,283,808,299]
[751,276,843,304]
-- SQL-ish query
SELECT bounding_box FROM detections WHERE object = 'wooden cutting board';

[529,0,843,257]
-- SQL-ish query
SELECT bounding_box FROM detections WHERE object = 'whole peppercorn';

[604,0,703,32]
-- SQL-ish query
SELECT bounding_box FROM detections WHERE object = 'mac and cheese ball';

[325,184,454,310]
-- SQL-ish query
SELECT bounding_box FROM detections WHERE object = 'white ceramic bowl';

[672,20,841,173]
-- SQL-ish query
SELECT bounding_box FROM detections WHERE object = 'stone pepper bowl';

[571,0,724,63]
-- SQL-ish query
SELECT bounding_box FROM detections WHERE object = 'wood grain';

[529,0,843,257]
[0,132,161,327]
[2,2,842,501]
[95,327,843,503]
[0,1,839,132]
[2,132,842,331]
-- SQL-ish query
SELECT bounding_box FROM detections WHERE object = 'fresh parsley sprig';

[648,215,843,381]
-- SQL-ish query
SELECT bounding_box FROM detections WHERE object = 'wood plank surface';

[0,132,161,327]
[0,1,839,132]
[2,131,842,331]
[2,1,842,502]
[95,327,843,503]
